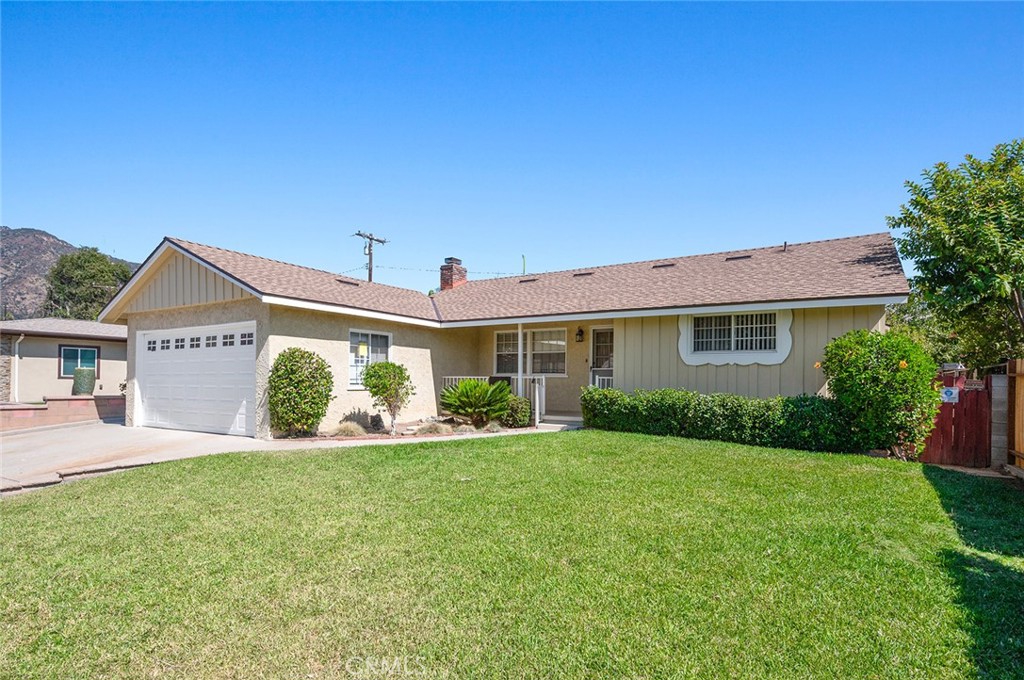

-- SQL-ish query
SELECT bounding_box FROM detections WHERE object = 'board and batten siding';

[613,305,887,398]
[126,251,253,314]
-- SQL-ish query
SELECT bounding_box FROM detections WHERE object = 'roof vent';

[336,278,360,286]
[573,272,594,277]
[724,255,752,262]
[518,278,538,284]
[652,263,676,269]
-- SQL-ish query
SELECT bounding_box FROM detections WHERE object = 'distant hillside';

[0,226,139,319]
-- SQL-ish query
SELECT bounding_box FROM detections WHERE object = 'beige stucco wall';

[470,306,887,414]
[268,306,479,433]
[4,335,127,404]
[124,298,271,435]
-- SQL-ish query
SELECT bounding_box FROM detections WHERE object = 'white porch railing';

[440,375,546,423]
[594,376,614,388]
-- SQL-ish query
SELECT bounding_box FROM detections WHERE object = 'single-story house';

[0,318,128,403]
[98,232,909,438]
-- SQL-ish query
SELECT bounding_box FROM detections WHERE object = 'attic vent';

[652,263,676,269]
[518,278,538,284]
[573,272,594,277]
[336,278,360,286]
[724,255,752,262]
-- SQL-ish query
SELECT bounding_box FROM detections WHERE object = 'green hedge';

[579,387,854,453]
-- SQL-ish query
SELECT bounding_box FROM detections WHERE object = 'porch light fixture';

[575,327,584,343]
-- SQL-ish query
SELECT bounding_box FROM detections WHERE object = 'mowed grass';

[2,431,1023,679]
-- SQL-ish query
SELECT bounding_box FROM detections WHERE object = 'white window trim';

[348,328,393,391]
[492,328,568,378]
[678,309,792,366]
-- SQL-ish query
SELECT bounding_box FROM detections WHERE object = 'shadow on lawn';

[923,466,1024,678]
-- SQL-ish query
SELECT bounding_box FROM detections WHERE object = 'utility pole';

[353,231,388,282]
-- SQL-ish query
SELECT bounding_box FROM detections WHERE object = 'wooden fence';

[920,374,992,467]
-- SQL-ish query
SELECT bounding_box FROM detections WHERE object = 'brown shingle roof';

[0,318,128,340]
[167,238,438,321]
[430,232,908,322]
[163,232,907,324]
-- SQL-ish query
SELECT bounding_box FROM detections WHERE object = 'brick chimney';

[439,257,467,291]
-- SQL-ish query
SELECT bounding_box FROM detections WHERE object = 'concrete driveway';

[1,420,561,493]
[0,422,345,492]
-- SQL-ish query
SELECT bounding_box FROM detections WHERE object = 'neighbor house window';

[693,313,777,352]
[349,331,390,387]
[494,329,566,376]
[59,346,99,379]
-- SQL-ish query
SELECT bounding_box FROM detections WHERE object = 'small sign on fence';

[940,386,960,403]
[964,379,985,391]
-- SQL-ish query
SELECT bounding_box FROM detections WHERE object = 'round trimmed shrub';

[268,347,334,436]
[500,394,532,428]
[821,329,940,458]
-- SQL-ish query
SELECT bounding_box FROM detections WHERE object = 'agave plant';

[440,379,511,428]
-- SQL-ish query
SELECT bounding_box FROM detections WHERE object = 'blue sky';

[3,2,1022,291]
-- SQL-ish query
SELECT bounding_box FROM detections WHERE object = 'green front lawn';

[2,431,1023,678]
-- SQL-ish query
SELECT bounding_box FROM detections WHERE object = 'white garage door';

[137,321,257,436]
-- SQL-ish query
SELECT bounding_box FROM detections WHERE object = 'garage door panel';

[138,322,257,436]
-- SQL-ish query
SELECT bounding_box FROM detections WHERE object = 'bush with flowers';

[821,329,940,459]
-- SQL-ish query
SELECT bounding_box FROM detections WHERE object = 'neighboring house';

[99,233,909,438]
[0,318,128,403]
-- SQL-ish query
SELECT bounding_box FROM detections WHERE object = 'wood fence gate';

[920,374,992,467]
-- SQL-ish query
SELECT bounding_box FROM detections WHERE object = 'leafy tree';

[44,247,132,319]
[361,361,416,436]
[888,139,1024,366]
[268,348,334,436]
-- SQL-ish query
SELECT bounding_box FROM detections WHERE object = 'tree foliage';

[361,361,416,436]
[888,139,1024,366]
[44,247,133,320]
[268,348,334,436]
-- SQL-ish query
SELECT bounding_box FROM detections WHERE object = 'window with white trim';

[693,313,777,352]
[494,329,566,376]
[190,337,201,349]
[531,330,566,374]
[349,331,390,387]
[60,346,98,378]
[495,331,520,374]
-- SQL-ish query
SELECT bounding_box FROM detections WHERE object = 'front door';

[591,328,613,387]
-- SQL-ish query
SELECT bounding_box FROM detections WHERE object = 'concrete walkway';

[1,421,568,494]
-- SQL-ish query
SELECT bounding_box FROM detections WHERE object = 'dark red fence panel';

[920,374,991,467]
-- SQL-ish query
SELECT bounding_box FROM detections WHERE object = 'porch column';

[516,322,523,397]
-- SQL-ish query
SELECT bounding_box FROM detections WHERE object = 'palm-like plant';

[440,379,511,428]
